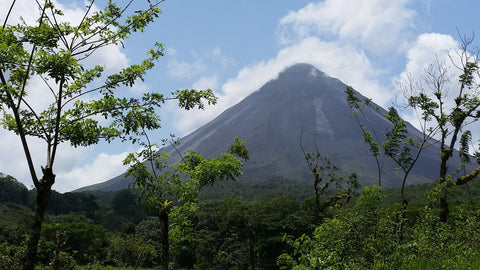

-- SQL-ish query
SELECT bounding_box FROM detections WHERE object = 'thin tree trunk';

[439,195,449,223]
[397,200,408,243]
[23,168,55,270]
[158,207,169,270]
[439,155,449,223]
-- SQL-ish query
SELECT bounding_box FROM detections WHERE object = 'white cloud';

[170,37,390,134]
[0,0,135,191]
[167,47,234,79]
[277,0,416,55]
[396,33,459,111]
[55,151,131,192]
[85,44,129,74]
[0,0,128,73]
[192,75,219,90]
[167,0,421,135]
[167,58,207,79]
[0,131,45,189]
[0,124,135,193]
[0,127,133,192]
[395,32,480,145]
[0,0,42,25]
[400,33,458,78]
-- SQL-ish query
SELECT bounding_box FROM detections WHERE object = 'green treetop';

[0,0,215,268]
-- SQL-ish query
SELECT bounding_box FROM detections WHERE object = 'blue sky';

[0,0,479,192]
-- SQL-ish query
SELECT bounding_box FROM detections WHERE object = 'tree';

[111,189,144,222]
[345,87,433,204]
[278,186,396,269]
[40,221,108,266]
[346,87,433,240]
[300,136,360,214]
[0,174,29,205]
[47,191,99,219]
[124,137,248,270]
[107,233,157,268]
[401,34,480,222]
[345,89,387,187]
[0,1,216,269]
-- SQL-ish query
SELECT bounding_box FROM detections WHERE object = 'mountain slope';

[77,63,457,192]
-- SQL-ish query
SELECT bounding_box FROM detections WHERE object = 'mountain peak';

[79,63,454,192]
[278,63,326,81]
[282,62,318,72]
[255,63,341,99]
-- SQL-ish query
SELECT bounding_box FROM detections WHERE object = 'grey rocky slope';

[77,63,457,192]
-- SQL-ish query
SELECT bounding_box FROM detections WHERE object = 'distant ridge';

[76,63,460,192]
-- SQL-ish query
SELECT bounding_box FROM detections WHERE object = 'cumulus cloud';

[2,0,474,190]
[170,37,390,134]
[399,33,458,79]
[0,0,128,72]
[277,0,417,55]
[192,75,219,90]
[167,59,208,79]
[55,151,131,192]
[166,0,423,135]
[0,0,135,190]
[167,47,234,79]
[395,33,480,142]
[396,33,459,111]
[0,132,45,189]
[0,127,135,192]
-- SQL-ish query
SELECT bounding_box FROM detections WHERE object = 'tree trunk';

[439,154,449,223]
[158,207,169,270]
[397,200,408,243]
[439,195,449,223]
[23,168,55,270]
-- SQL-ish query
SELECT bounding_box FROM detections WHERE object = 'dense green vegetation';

[2,0,480,268]
[278,186,480,269]
[124,137,249,269]
[0,1,216,268]
[1,173,480,269]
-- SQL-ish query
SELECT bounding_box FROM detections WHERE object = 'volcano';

[77,63,457,192]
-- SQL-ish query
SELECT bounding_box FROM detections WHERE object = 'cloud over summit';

[277,0,417,55]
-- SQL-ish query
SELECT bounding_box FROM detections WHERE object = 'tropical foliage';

[0,0,215,268]
[1,0,480,269]
[2,175,480,269]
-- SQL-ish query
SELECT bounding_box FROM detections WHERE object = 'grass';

[407,256,480,270]
[76,266,156,270]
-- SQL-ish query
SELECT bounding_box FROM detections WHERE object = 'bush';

[41,221,108,265]
[0,242,25,269]
[106,234,157,268]
[279,186,480,269]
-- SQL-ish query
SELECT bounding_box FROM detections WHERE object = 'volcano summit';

[78,63,456,192]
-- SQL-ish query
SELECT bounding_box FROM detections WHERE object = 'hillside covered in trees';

[2,0,480,269]
[1,172,480,269]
